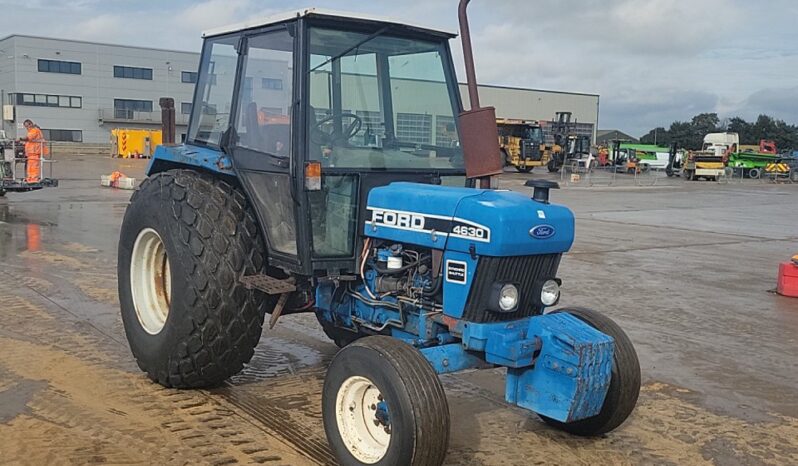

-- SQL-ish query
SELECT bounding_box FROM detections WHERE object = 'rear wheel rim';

[130,228,171,335]
[335,375,391,463]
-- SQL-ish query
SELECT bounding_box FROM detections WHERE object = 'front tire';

[118,169,275,388]
[323,336,450,466]
[515,165,533,173]
[540,307,640,436]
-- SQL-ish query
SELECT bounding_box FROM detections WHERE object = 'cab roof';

[203,7,457,39]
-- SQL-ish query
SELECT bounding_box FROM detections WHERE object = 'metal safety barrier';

[1,141,56,184]
[557,162,689,188]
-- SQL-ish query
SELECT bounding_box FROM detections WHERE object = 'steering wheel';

[311,113,363,146]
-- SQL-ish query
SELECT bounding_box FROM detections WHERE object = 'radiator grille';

[461,254,562,323]
[522,141,542,161]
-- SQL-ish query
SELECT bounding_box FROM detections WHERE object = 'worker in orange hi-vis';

[20,119,48,183]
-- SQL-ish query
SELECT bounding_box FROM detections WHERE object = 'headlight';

[499,284,519,312]
[540,279,560,306]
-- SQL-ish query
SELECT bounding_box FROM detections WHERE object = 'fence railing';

[549,161,798,187]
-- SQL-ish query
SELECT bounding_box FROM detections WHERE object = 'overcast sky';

[2,0,796,136]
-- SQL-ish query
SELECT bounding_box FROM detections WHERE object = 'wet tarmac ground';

[1,155,797,465]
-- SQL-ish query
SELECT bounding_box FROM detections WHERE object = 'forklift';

[665,142,682,177]
[116,3,640,465]
[546,112,592,172]
[608,139,649,174]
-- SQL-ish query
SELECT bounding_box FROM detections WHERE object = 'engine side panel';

[364,182,575,257]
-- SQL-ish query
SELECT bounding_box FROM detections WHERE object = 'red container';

[777,262,798,297]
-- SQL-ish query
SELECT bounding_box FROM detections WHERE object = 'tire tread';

[125,169,274,388]
[326,336,450,466]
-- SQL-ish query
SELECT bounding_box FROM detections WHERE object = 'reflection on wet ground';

[1,155,797,464]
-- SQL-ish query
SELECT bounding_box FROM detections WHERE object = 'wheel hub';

[130,228,171,335]
[335,376,391,463]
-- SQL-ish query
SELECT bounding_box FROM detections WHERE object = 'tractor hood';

[364,182,574,256]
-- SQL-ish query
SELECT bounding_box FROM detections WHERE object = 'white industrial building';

[0,34,599,145]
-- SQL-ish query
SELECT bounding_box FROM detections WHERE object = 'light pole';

[165,61,172,109]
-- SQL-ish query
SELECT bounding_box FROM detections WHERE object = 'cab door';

[228,25,310,273]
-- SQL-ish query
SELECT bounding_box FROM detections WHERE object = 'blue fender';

[146,144,234,177]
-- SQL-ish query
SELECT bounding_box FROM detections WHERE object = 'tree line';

[640,113,798,152]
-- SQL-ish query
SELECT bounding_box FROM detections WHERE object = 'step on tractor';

[117,3,640,465]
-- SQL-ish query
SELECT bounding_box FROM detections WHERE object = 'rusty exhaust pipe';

[459,0,480,110]
[457,0,502,186]
[159,97,176,145]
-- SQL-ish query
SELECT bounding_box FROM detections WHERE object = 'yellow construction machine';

[496,118,550,172]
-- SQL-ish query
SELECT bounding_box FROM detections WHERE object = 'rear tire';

[323,336,450,466]
[539,307,640,436]
[118,169,276,388]
[0,189,5,197]
[515,165,533,173]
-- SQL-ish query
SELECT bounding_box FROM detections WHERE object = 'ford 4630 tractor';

[118,3,640,465]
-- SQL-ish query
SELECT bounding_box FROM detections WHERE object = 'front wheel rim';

[130,228,171,335]
[335,375,391,464]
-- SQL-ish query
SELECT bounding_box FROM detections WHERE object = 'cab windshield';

[525,127,543,142]
[308,27,463,170]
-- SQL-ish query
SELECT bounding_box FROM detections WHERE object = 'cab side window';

[187,35,240,146]
[235,30,294,157]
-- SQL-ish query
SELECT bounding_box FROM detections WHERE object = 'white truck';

[683,133,733,181]
[702,132,739,156]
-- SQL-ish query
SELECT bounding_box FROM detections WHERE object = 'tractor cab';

[169,9,466,274]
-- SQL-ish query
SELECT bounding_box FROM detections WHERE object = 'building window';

[355,110,385,146]
[181,102,192,115]
[38,59,81,75]
[435,115,457,147]
[542,122,594,145]
[14,93,81,108]
[262,78,283,90]
[181,71,198,83]
[113,65,153,80]
[43,129,82,142]
[396,113,432,145]
[114,99,153,118]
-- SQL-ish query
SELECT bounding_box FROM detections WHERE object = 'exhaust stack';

[159,97,176,145]
[457,0,503,183]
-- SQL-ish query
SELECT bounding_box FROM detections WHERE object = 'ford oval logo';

[529,224,556,239]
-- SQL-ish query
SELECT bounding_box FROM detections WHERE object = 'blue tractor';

[118,4,640,465]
